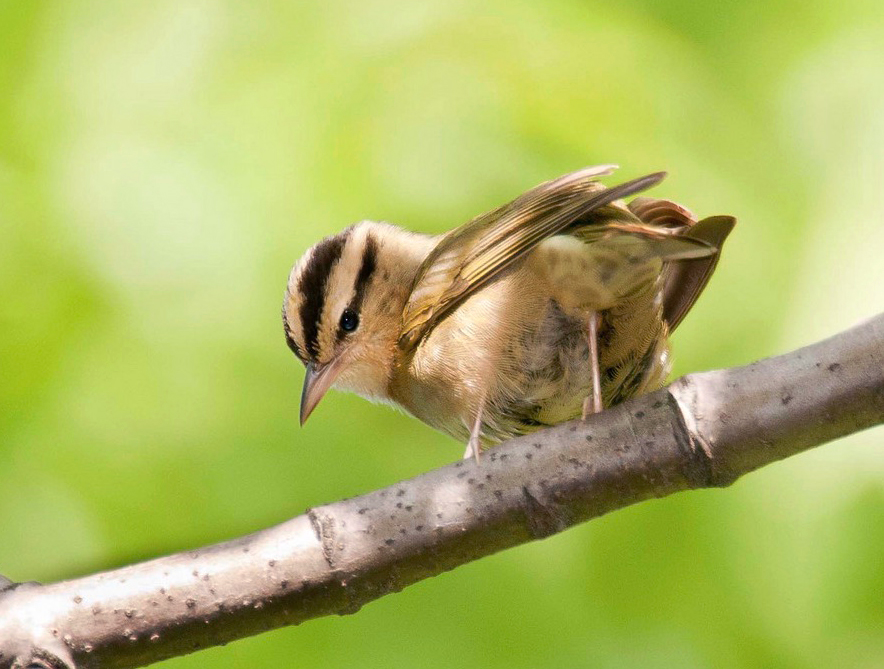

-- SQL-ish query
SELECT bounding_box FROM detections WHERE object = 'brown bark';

[1,314,882,669]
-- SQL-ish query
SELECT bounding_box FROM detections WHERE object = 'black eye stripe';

[297,229,351,358]
[336,232,378,342]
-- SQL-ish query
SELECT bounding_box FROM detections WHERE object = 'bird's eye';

[339,308,359,333]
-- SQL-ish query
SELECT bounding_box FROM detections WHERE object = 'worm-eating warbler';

[283,166,734,459]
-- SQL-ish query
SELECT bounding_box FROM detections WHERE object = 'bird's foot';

[463,435,481,462]
[582,393,603,420]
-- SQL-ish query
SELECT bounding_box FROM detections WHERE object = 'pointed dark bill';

[300,359,344,425]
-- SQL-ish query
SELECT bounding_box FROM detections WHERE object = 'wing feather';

[399,167,714,349]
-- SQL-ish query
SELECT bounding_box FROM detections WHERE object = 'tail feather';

[660,215,737,331]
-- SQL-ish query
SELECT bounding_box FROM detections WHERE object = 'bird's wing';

[399,166,717,350]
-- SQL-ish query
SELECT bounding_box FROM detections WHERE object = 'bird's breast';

[389,269,587,441]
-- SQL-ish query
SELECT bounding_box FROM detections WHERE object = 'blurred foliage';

[1,1,882,667]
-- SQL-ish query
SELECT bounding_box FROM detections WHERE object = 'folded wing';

[399,167,724,349]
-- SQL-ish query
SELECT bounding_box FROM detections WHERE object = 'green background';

[1,1,882,667]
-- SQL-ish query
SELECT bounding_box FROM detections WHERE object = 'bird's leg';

[463,391,487,463]
[582,311,603,419]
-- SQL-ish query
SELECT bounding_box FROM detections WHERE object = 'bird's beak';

[300,359,344,426]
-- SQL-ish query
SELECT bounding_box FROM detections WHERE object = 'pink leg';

[464,393,487,463]
[582,311,603,419]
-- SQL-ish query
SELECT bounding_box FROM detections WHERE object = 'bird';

[282,165,735,461]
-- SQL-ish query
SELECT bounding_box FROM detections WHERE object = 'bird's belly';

[392,261,671,446]
[493,297,670,437]
[505,301,592,426]
[397,298,593,443]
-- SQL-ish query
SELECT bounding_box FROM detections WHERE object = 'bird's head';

[283,221,429,424]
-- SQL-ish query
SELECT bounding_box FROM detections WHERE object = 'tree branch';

[1,314,882,669]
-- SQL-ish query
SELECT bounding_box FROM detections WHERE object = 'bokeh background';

[1,1,882,667]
